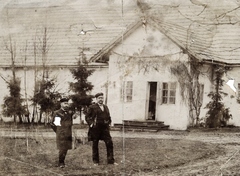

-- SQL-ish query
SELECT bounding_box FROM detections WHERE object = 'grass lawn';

[0,136,224,176]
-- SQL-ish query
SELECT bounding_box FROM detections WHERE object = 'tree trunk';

[38,111,43,123]
[18,114,23,124]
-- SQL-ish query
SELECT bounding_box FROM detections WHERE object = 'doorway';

[147,82,157,120]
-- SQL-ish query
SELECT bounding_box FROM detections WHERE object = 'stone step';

[114,123,169,128]
[113,122,170,132]
[123,120,165,127]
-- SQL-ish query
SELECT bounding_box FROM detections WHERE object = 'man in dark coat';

[85,92,116,165]
[51,98,75,168]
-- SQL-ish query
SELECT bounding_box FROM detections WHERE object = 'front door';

[146,82,157,120]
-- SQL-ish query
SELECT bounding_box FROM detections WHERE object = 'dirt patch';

[0,136,224,175]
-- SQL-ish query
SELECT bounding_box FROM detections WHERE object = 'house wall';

[194,65,240,127]
[107,25,191,130]
[197,65,212,123]
[0,66,108,122]
[107,55,191,130]
[218,67,240,126]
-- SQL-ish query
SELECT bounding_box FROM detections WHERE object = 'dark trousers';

[91,124,114,164]
[59,149,68,164]
[92,139,114,164]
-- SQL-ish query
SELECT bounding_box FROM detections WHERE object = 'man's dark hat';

[95,92,103,98]
[60,98,69,102]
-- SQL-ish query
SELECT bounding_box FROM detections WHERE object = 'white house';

[90,1,240,130]
[1,0,240,129]
[103,23,240,130]
[93,22,198,130]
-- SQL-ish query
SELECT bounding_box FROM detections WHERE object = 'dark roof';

[3,1,239,67]
[144,1,240,65]
[0,1,139,67]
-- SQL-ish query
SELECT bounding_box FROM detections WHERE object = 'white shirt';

[98,104,104,111]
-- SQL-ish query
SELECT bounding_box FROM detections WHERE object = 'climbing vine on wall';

[116,52,177,76]
[170,56,203,126]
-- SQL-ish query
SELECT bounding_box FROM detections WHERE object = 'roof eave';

[89,18,142,63]
[201,59,240,67]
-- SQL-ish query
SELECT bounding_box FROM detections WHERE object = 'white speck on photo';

[53,117,61,126]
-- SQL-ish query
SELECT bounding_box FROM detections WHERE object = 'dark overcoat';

[52,109,73,150]
[85,104,112,141]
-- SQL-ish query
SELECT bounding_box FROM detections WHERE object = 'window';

[162,82,176,104]
[121,81,133,102]
[162,83,168,104]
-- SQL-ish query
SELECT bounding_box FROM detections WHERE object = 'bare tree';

[31,26,58,124]
[2,9,25,124]
[31,29,39,123]
[21,40,30,123]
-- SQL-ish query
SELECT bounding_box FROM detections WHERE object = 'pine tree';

[69,60,94,123]
[31,78,61,124]
[2,78,26,124]
[205,65,232,128]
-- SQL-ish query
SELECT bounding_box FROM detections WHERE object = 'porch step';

[113,120,170,132]
[123,120,165,127]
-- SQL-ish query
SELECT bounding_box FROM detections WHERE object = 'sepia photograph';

[1,0,240,175]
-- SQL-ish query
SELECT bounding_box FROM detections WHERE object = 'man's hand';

[73,111,80,119]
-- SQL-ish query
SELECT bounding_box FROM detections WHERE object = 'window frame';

[121,81,133,102]
[161,82,176,104]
